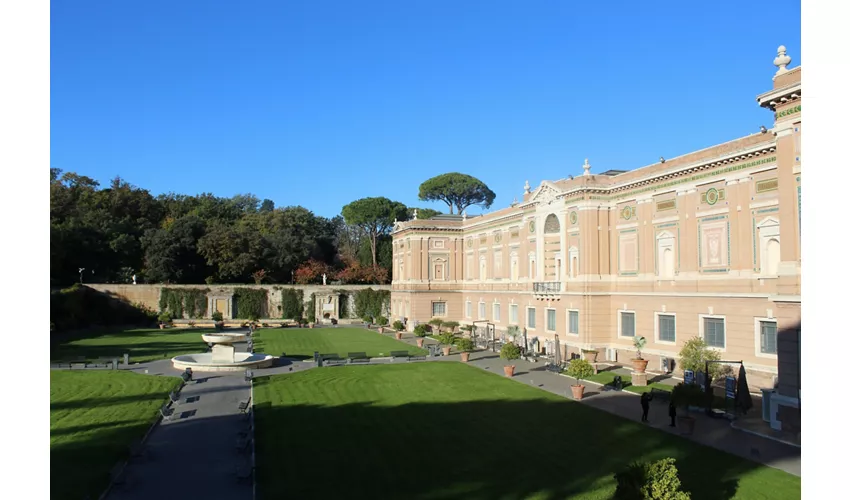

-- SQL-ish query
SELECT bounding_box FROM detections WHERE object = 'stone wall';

[87,283,392,320]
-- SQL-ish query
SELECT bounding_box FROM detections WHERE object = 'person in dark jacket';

[640,392,653,422]
[668,400,677,427]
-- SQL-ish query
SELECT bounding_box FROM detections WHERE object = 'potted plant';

[211,311,224,330]
[456,338,475,362]
[413,324,428,347]
[188,321,196,329]
[500,342,521,377]
[566,358,594,400]
[158,313,172,330]
[392,320,405,332]
[437,331,456,356]
[582,348,598,364]
[632,336,649,373]
[671,382,703,435]
[443,321,459,334]
[507,325,520,343]
[428,318,444,334]
[309,321,315,329]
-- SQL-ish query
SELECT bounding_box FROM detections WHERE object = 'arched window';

[544,214,561,234]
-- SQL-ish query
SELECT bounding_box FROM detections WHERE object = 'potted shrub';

[500,342,521,376]
[413,324,428,347]
[614,458,691,499]
[632,336,649,373]
[672,382,703,435]
[188,321,196,329]
[392,320,405,332]
[211,311,224,330]
[507,325,520,343]
[158,313,172,329]
[428,318,444,334]
[566,358,594,400]
[582,348,598,364]
[443,321,459,334]
[456,338,475,362]
[437,331,456,356]
[309,321,315,329]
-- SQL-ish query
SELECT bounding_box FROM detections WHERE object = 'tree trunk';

[371,232,378,268]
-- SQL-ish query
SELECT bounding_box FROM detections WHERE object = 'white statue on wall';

[132,274,137,285]
[322,273,327,285]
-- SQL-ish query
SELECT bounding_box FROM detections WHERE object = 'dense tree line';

[51,169,493,286]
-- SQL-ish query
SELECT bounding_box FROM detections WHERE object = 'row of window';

[433,300,779,356]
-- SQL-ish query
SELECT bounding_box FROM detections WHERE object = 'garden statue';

[322,273,327,285]
[132,274,137,285]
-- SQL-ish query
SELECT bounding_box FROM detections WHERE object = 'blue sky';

[51,0,801,219]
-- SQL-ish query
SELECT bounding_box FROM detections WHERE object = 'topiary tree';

[437,331,457,346]
[614,458,691,500]
[500,342,521,361]
[566,358,594,384]
[428,318,444,333]
[456,338,475,352]
[413,324,428,337]
[392,320,404,331]
[443,321,459,333]
[376,315,389,326]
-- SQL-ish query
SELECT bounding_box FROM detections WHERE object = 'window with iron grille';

[527,307,536,329]
[658,314,676,343]
[432,302,446,317]
[569,310,579,334]
[546,309,556,331]
[760,321,777,354]
[704,317,725,348]
[620,312,635,337]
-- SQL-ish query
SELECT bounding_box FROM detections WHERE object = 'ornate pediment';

[529,182,563,205]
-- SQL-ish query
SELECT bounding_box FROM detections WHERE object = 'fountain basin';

[171,352,274,372]
[201,333,248,344]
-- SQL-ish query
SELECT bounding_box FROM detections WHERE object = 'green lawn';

[585,371,730,408]
[252,327,428,359]
[52,327,217,363]
[253,363,800,500]
[50,370,180,500]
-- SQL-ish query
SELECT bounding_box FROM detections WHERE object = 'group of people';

[640,392,677,427]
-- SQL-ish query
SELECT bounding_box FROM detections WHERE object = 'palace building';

[390,46,801,431]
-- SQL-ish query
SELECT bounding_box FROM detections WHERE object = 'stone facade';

[390,46,802,407]
[87,283,392,321]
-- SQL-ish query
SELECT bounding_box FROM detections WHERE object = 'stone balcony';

[533,281,561,299]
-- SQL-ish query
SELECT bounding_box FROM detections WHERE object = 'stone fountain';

[171,330,274,372]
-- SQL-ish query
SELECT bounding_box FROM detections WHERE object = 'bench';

[238,398,252,414]
[322,353,347,366]
[390,351,409,360]
[650,388,672,402]
[159,405,174,422]
[169,392,181,405]
[348,352,370,364]
[409,352,427,361]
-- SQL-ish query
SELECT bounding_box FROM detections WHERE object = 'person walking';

[668,400,677,427]
[640,392,653,422]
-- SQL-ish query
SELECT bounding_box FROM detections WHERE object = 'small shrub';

[614,458,691,500]
[500,342,521,361]
[392,320,405,331]
[461,325,474,333]
[211,311,223,322]
[158,313,172,324]
[437,331,457,345]
[428,318,444,332]
[262,322,269,328]
[456,338,474,352]
[566,359,594,383]
[413,324,428,337]
[188,321,196,328]
[376,315,389,326]
[443,321,459,332]
[679,337,726,381]
[205,276,215,285]
[634,336,647,359]
[671,382,706,412]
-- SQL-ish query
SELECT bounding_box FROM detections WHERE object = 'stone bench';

[348,352,369,364]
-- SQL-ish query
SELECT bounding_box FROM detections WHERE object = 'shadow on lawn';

[250,388,800,500]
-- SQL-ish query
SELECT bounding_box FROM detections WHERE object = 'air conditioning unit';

[606,348,617,362]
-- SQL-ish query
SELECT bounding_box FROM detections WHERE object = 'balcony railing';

[533,281,561,293]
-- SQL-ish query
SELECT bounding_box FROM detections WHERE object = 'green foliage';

[280,288,304,319]
[671,383,705,410]
[507,325,520,338]
[376,315,389,326]
[337,291,350,318]
[50,284,157,332]
[413,324,428,337]
[407,207,441,220]
[428,318,444,332]
[159,288,208,319]
[234,288,268,319]
[456,338,475,352]
[437,332,457,345]
[634,336,647,359]
[211,311,223,322]
[614,458,691,500]
[354,288,390,322]
[566,359,594,382]
[500,342,522,361]
[306,293,316,322]
[461,325,474,333]
[158,312,172,324]
[392,320,405,331]
[678,337,723,380]
[418,173,496,214]
[442,321,459,332]
[342,197,408,268]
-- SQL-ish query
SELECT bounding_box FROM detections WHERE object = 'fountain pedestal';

[211,344,236,364]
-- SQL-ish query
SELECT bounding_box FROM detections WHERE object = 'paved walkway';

[105,339,254,500]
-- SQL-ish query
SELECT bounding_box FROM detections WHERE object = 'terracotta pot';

[416,338,425,348]
[378,327,384,333]
[159,324,165,330]
[679,416,696,435]
[442,346,451,356]
[460,352,470,362]
[309,323,315,329]
[570,384,586,400]
[395,332,402,340]
[504,365,516,377]
[632,358,649,373]
[584,351,598,363]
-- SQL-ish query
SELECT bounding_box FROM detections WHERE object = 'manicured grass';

[253,363,799,500]
[50,370,180,500]
[52,327,218,363]
[584,370,674,394]
[252,327,428,359]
